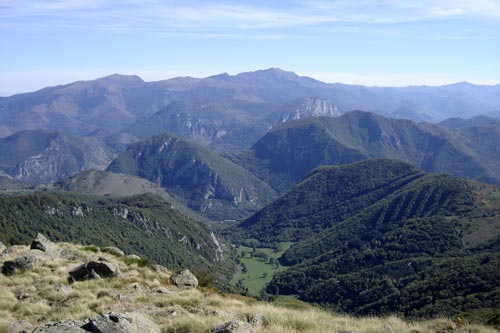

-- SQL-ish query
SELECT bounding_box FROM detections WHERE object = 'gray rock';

[1,255,37,275]
[81,312,160,333]
[68,261,119,282]
[153,264,169,273]
[124,254,141,260]
[30,233,52,252]
[102,246,125,257]
[0,241,6,253]
[10,319,33,333]
[246,313,266,328]
[54,284,73,295]
[1,245,24,257]
[211,320,255,333]
[169,269,198,288]
[60,248,81,260]
[31,320,86,333]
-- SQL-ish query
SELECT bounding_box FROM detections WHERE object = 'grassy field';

[231,242,294,296]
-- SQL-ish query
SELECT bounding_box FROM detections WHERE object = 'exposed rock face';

[169,269,198,288]
[274,97,339,124]
[211,320,255,333]
[30,233,52,252]
[31,320,86,333]
[81,313,160,333]
[68,261,119,282]
[1,255,37,275]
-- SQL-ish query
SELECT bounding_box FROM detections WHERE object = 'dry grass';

[0,242,498,333]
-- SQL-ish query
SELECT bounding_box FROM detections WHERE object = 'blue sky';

[1,0,499,96]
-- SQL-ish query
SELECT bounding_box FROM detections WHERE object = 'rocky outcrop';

[271,97,339,125]
[211,320,254,333]
[69,260,119,282]
[0,241,6,253]
[30,233,53,252]
[32,320,86,333]
[81,313,160,333]
[169,269,198,288]
[32,313,160,333]
[2,255,37,275]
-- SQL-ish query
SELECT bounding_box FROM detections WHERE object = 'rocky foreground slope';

[0,235,498,333]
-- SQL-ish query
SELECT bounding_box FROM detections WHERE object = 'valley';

[0,69,499,332]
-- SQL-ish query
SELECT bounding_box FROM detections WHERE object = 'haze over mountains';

[1,69,499,141]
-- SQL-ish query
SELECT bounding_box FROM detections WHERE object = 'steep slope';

[234,159,500,317]
[107,133,277,220]
[55,170,172,198]
[53,170,206,222]
[231,111,500,190]
[2,237,497,333]
[109,96,339,152]
[0,130,112,184]
[0,172,31,191]
[0,191,231,275]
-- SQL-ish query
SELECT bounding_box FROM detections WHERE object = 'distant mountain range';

[1,68,499,145]
[0,69,499,221]
[233,159,500,317]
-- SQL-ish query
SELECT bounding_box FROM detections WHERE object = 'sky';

[0,0,499,96]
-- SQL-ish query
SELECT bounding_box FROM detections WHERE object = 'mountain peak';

[235,68,300,81]
[97,74,144,85]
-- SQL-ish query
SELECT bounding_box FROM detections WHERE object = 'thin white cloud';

[1,0,498,36]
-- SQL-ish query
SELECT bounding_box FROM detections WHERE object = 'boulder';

[246,313,266,328]
[211,320,255,333]
[30,233,52,252]
[102,246,125,257]
[68,261,119,282]
[124,254,141,260]
[0,241,6,253]
[169,269,198,288]
[10,319,33,333]
[31,320,86,333]
[81,313,160,333]
[1,255,37,275]
[60,248,82,261]
[1,245,25,258]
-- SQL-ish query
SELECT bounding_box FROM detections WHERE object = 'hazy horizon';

[1,1,499,96]
[2,68,500,98]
